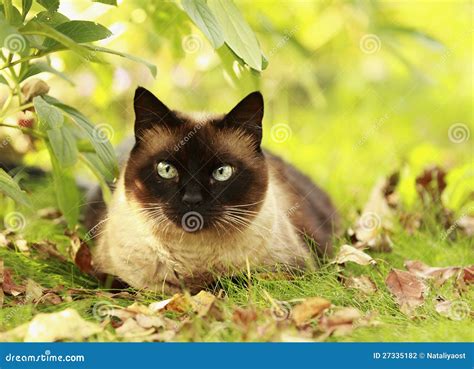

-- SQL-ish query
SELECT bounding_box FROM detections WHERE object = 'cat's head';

[124,87,268,235]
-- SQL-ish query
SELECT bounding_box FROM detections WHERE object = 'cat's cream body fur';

[92,168,313,293]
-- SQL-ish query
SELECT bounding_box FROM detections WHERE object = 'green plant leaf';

[37,0,60,12]
[182,0,224,48]
[20,61,74,85]
[33,11,70,27]
[47,125,78,168]
[44,96,119,178]
[48,145,80,227]
[0,2,22,26]
[83,44,157,78]
[80,153,113,203]
[208,0,262,71]
[43,21,112,49]
[0,168,31,207]
[92,0,117,5]
[21,0,33,20]
[33,96,64,131]
[20,21,103,62]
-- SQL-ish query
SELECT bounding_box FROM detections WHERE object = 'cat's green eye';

[212,165,233,182]
[157,161,178,179]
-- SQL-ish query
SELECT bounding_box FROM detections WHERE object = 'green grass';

[0,177,473,342]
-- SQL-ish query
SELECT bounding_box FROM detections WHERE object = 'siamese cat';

[86,87,338,293]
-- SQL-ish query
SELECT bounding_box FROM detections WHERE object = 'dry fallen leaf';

[135,314,165,329]
[31,241,66,262]
[165,294,194,313]
[291,297,331,326]
[386,269,426,314]
[346,275,377,295]
[115,318,156,340]
[405,260,472,287]
[0,308,101,342]
[192,290,216,317]
[25,279,43,303]
[1,267,25,296]
[232,307,258,328]
[334,245,376,266]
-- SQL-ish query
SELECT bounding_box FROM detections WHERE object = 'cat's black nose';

[182,191,203,206]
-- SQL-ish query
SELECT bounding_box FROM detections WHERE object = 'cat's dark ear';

[133,87,177,139]
[223,91,264,147]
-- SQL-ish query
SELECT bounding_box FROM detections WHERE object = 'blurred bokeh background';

[3,0,473,219]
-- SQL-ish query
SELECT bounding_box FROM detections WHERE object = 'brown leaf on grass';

[319,307,363,337]
[74,242,94,274]
[386,269,426,314]
[0,308,102,342]
[31,241,66,262]
[434,299,472,321]
[115,318,156,340]
[415,166,446,203]
[405,260,473,287]
[1,267,25,296]
[291,297,331,326]
[192,290,216,317]
[463,266,474,284]
[25,279,43,303]
[232,307,258,327]
[334,245,376,266]
[135,314,165,329]
[165,294,194,313]
[346,275,377,295]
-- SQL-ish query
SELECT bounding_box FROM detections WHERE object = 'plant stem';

[0,51,48,71]
[0,102,34,121]
[0,122,46,139]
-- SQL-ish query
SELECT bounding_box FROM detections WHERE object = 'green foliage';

[0,0,153,227]
[182,0,264,71]
[0,168,31,207]
[181,0,224,49]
